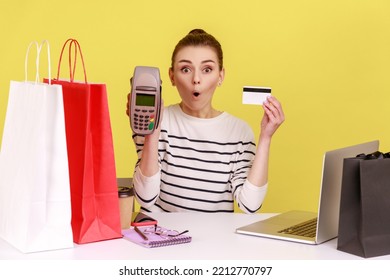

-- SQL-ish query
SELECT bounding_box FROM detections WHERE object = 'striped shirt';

[132,104,267,213]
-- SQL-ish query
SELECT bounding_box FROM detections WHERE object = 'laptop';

[236,140,379,244]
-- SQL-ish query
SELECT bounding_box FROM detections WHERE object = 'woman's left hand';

[260,96,285,139]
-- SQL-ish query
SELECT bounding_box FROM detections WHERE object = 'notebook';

[122,225,192,248]
[236,140,379,244]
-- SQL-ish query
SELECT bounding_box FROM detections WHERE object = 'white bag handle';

[24,41,40,83]
[37,40,51,85]
[24,40,52,84]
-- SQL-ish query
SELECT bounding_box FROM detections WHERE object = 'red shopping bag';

[44,39,121,244]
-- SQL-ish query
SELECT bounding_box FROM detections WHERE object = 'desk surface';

[1,212,389,260]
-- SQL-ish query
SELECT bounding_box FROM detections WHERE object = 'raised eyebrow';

[201,59,217,65]
[177,59,217,65]
[177,59,192,64]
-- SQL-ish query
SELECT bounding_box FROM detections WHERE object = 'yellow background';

[0,0,389,213]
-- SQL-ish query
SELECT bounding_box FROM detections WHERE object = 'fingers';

[126,93,130,116]
[261,96,285,140]
[263,96,285,126]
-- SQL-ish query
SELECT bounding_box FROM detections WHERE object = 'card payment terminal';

[129,66,162,135]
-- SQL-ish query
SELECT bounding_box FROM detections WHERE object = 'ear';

[169,67,175,86]
[218,68,225,86]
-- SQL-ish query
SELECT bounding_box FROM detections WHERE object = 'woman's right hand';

[126,93,131,117]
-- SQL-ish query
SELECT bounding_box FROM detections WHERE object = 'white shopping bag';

[0,41,73,253]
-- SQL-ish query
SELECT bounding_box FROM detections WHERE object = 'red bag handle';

[56,38,88,83]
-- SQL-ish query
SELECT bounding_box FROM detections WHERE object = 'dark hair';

[171,29,223,70]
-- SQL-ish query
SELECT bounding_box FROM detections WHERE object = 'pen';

[134,226,148,240]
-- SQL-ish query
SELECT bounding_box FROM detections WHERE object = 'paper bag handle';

[24,40,52,84]
[56,38,88,83]
[38,40,52,85]
[356,151,390,159]
[24,41,39,83]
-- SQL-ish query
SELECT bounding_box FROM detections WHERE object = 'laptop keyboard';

[278,218,317,238]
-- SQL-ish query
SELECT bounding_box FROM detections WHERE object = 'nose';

[193,71,200,84]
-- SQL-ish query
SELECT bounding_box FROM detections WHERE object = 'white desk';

[1,212,389,260]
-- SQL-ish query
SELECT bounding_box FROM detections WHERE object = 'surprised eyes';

[181,67,191,73]
[180,67,213,74]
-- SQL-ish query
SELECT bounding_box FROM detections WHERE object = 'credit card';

[242,86,271,105]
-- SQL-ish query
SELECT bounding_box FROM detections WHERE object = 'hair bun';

[171,28,223,70]
[189,29,207,35]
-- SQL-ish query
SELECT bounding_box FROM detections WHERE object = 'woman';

[128,29,284,213]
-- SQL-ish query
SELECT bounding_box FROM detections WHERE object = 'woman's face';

[169,46,224,117]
